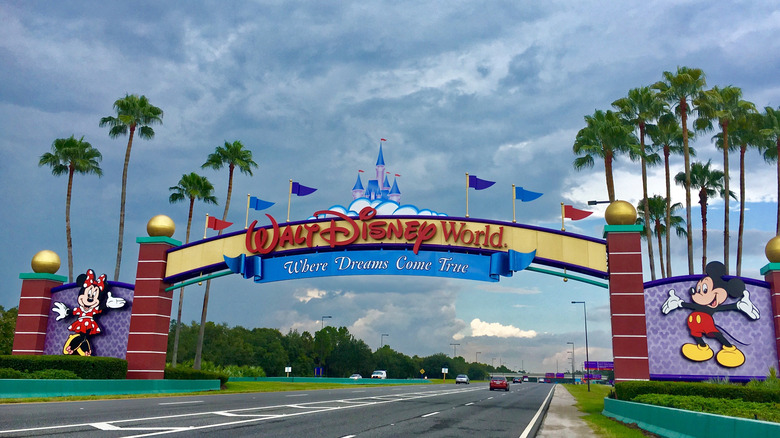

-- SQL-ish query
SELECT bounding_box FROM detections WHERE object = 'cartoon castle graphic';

[352,143,402,203]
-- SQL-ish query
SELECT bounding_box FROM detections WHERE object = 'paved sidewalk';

[537,384,594,437]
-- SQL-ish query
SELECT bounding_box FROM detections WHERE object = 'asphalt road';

[0,382,554,437]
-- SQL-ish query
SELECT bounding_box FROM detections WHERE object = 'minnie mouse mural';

[51,269,126,356]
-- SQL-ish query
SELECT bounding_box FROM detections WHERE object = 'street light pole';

[572,301,590,392]
[321,315,332,330]
[476,351,481,363]
[567,341,575,378]
[380,333,389,348]
[492,357,495,368]
[450,343,460,358]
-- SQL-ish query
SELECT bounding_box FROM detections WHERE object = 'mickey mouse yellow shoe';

[716,346,745,368]
[681,343,713,361]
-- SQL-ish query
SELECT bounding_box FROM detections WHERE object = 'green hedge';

[0,355,126,379]
[164,366,228,386]
[616,381,780,404]
[633,393,780,423]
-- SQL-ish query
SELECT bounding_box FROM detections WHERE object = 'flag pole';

[287,179,293,223]
[465,173,470,218]
[245,194,250,229]
[560,203,565,231]
[204,213,209,239]
[512,184,516,223]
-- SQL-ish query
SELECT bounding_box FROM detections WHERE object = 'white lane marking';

[159,401,203,405]
[518,385,555,438]
[340,435,356,438]
[351,390,366,393]
[488,396,494,399]
[421,411,439,418]
[465,402,474,406]
[286,393,308,397]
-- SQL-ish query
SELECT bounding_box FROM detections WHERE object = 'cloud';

[464,318,537,339]
[294,288,328,303]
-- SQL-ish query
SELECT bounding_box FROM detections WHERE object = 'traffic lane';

[0,382,451,431]
[195,383,553,438]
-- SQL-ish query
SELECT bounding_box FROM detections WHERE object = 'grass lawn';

[563,384,651,437]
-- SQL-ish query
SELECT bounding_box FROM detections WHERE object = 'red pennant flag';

[380,138,387,141]
[564,205,592,221]
[358,169,365,173]
[395,174,401,177]
[207,216,233,231]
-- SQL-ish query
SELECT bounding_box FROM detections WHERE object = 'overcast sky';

[2,1,780,373]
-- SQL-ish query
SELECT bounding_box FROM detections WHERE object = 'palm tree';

[573,109,639,202]
[636,195,686,278]
[653,67,707,274]
[726,113,764,275]
[647,112,693,277]
[675,161,732,272]
[613,87,665,280]
[193,141,258,369]
[168,172,217,366]
[760,106,780,234]
[694,86,756,274]
[38,136,103,282]
[99,94,163,281]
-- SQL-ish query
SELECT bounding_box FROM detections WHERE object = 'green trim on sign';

[603,224,644,236]
[136,236,182,246]
[165,270,234,291]
[19,273,68,282]
[759,263,780,275]
[525,267,608,288]
[0,379,219,398]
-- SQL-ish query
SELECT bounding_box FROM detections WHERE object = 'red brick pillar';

[760,263,780,373]
[605,223,650,382]
[12,273,65,355]
[126,236,179,379]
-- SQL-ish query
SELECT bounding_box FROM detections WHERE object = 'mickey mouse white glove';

[662,290,683,314]
[52,302,69,321]
[737,290,760,320]
[106,292,126,309]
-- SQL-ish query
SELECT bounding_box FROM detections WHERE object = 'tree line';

[168,320,516,380]
[573,66,780,278]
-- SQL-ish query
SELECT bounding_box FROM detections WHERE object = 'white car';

[455,374,470,384]
[349,374,362,379]
[371,370,387,379]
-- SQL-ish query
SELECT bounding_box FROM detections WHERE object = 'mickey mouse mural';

[661,261,760,368]
[51,269,126,356]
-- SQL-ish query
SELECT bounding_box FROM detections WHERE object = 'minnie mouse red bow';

[83,269,106,291]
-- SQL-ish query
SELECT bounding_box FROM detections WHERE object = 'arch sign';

[163,206,608,286]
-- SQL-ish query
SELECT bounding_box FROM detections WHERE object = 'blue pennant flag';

[292,182,317,196]
[468,175,495,190]
[515,187,543,202]
[224,254,262,280]
[249,196,275,211]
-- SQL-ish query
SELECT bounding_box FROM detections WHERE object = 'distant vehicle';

[489,376,509,391]
[349,374,362,379]
[455,374,470,384]
[371,370,387,379]
[538,378,545,383]
[523,376,529,382]
[512,377,521,383]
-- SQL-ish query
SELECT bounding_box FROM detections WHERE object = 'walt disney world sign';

[162,206,608,286]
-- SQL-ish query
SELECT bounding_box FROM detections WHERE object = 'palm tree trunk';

[721,122,730,274]
[66,167,75,283]
[776,138,780,235]
[113,126,136,281]
[605,153,616,202]
[737,145,746,276]
[172,198,195,366]
[700,189,708,273]
[655,219,666,278]
[681,99,694,274]
[664,146,673,277]
[639,126,656,280]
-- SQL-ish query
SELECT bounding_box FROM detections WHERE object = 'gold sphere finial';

[605,200,637,225]
[147,215,175,237]
[766,236,780,263]
[31,250,60,274]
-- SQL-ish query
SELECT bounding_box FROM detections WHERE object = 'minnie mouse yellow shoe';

[716,346,745,368]
[681,343,713,361]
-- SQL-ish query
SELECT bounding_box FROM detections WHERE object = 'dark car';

[512,377,522,383]
[489,376,509,391]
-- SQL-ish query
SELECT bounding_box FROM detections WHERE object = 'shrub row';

[0,355,126,379]
[0,367,80,379]
[633,393,780,423]
[164,366,229,386]
[616,381,780,404]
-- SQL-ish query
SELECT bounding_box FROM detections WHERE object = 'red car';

[489,376,509,391]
